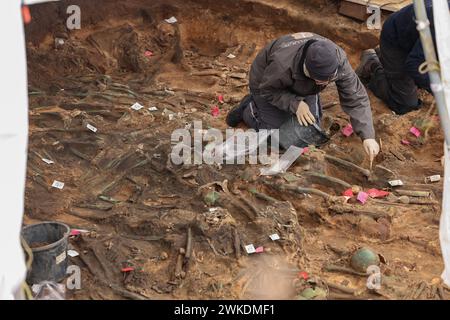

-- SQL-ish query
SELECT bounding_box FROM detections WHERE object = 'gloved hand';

[363,138,380,163]
[296,101,316,126]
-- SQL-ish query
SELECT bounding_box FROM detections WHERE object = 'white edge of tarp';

[0,0,30,300]
[0,0,62,300]
[442,144,450,286]
[23,0,60,5]
[433,0,450,286]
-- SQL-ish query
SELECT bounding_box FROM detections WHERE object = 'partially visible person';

[356,0,450,115]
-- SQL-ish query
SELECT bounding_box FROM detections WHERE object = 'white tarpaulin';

[23,0,60,4]
[0,0,63,301]
[0,0,29,299]
[433,0,450,286]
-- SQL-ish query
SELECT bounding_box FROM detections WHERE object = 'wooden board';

[342,0,412,12]
[339,0,412,21]
[339,1,370,21]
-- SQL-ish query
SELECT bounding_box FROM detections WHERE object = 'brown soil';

[23,0,448,300]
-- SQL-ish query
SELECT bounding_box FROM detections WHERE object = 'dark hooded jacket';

[249,32,375,140]
[381,0,450,92]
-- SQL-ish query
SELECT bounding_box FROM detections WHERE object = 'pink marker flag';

[409,126,421,138]
[299,147,308,156]
[342,124,354,137]
[255,246,264,253]
[401,139,411,145]
[298,271,309,280]
[357,191,369,204]
[367,188,389,198]
[343,188,353,197]
[211,105,220,117]
[70,230,81,236]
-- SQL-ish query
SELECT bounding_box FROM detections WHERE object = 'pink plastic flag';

[367,188,389,198]
[255,246,264,253]
[218,95,224,104]
[357,191,369,204]
[401,139,411,145]
[342,124,354,137]
[144,50,153,57]
[343,188,354,197]
[298,271,309,280]
[409,126,421,138]
[298,147,308,156]
[69,229,88,237]
[70,230,81,236]
[211,105,220,117]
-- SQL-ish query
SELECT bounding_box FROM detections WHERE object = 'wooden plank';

[342,0,412,13]
[339,1,369,21]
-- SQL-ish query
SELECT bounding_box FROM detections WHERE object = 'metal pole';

[413,0,450,151]
[415,0,450,287]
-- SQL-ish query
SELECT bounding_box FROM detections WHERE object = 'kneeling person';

[226,32,379,162]
[356,1,450,115]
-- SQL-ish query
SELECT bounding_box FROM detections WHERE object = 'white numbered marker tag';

[131,102,144,111]
[52,180,65,189]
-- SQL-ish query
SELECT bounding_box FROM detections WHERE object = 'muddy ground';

[23,0,448,300]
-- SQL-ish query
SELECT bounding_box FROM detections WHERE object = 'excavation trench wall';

[25,0,379,55]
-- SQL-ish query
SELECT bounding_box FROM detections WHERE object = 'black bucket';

[21,221,70,284]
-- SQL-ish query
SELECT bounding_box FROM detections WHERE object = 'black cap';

[305,40,339,81]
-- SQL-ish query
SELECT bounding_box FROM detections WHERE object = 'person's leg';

[276,95,329,149]
[242,98,262,130]
[368,39,420,114]
[243,94,292,129]
[226,94,253,127]
[245,94,329,149]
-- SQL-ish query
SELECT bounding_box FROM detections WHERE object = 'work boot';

[226,94,252,127]
[355,49,380,82]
